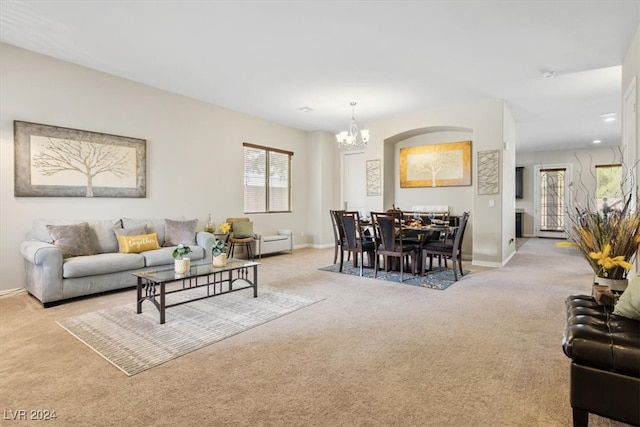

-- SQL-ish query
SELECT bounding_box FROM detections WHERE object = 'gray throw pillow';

[47,222,96,258]
[233,221,254,239]
[613,274,640,320]
[163,219,197,247]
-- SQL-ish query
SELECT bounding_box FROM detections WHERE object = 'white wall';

[502,103,517,263]
[516,147,623,236]
[363,99,508,266]
[306,130,338,249]
[0,43,312,294]
[622,24,639,183]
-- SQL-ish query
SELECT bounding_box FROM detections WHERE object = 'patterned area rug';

[319,261,468,290]
[57,286,324,376]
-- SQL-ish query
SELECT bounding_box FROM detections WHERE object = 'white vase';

[174,258,191,274]
[594,276,628,292]
[213,253,227,268]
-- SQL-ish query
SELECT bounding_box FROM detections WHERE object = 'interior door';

[533,164,571,238]
[342,151,365,212]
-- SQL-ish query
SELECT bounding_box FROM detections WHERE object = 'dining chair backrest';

[340,211,362,249]
[330,209,346,242]
[371,211,403,251]
[452,211,470,253]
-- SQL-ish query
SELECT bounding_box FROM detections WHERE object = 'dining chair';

[371,211,417,282]
[338,211,376,276]
[421,211,469,280]
[330,209,348,264]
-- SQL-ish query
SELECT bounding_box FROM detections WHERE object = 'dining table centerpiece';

[558,194,640,291]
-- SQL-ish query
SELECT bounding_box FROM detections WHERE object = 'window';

[243,143,292,213]
[596,164,623,215]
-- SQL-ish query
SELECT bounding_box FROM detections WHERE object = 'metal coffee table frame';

[134,259,259,324]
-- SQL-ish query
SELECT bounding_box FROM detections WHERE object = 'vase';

[213,253,227,268]
[594,276,628,292]
[174,258,191,274]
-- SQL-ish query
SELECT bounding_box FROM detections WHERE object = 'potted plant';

[559,194,640,291]
[172,244,192,274]
[212,239,228,267]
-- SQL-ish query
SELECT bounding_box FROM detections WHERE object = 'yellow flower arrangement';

[219,222,231,234]
[559,195,640,280]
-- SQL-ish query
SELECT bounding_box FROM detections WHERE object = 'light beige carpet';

[0,238,632,426]
[57,286,325,376]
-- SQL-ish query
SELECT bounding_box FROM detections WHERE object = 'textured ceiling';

[1,0,639,152]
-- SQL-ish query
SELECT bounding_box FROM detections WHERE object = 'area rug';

[56,286,324,376]
[319,261,468,290]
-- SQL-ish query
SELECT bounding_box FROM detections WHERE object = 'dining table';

[359,218,457,274]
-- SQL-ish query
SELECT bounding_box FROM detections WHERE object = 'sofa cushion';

[33,218,121,253]
[63,253,145,278]
[142,245,205,267]
[113,225,148,238]
[121,218,170,246]
[117,233,161,254]
[47,223,97,258]
[87,219,122,253]
[564,295,640,377]
[163,219,197,246]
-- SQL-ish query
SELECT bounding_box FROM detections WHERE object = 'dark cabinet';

[515,167,524,199]
[516,212,522,237]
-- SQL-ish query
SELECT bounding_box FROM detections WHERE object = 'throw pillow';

[613,274,640,320]
[47,222,96,258]
[113,225,148,252]
[163,219,197,247]
[233,221,254,239]
[116,233,161,254]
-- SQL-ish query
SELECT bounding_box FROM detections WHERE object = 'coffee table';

[134,258,259,324]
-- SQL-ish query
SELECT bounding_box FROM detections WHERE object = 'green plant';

[212,239,227,257]
[172,243,192,259]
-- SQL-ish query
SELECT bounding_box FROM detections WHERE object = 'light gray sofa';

[20,218,214,307]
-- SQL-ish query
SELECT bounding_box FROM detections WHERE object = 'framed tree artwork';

[400,140,471,188]
[14,121,146,198]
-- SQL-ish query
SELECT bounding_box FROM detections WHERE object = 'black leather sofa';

[562,295,640,427]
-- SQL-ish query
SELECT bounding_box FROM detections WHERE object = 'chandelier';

[335,102,370,150]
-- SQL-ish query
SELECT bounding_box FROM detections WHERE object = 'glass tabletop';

[133,258,259,283]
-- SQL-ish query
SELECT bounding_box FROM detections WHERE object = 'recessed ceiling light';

[593,139,602,144]
[600,112,616,118]
[297,106,313,113]
[604,117,616,122]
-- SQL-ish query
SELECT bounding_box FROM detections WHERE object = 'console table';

[134,259,259,324]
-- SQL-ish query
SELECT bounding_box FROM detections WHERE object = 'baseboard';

[0,288,26,298]
[294,243,314,250]
[472,260,502,268]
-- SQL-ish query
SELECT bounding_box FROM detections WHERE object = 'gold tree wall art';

[14,121,146,198]
[400,141,471,188]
